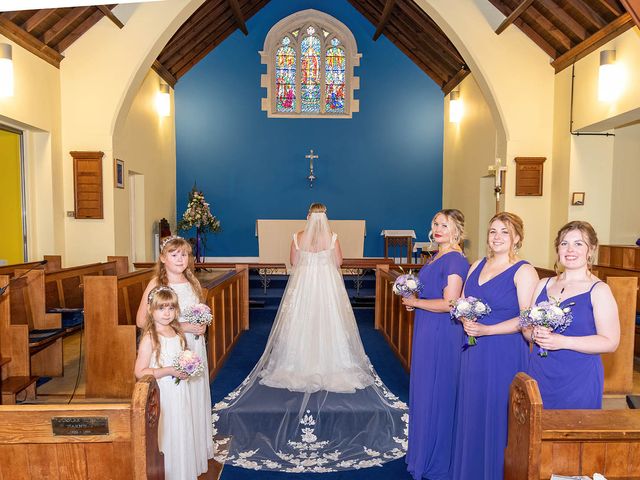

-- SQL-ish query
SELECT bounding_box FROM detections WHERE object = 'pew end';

[505,372,640,480]
[0,376,164,479]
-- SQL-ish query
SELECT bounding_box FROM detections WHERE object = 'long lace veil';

[212,213,408,472]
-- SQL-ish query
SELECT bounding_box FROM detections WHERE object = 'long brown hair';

[553,220,598,273]
[156,236,204,301]
[142,286,187,364]
[486,212,524,261]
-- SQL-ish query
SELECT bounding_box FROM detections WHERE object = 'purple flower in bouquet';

[182,303,213,340]
[172,349,205,385]
[519,299,573,357]
[392,273,423,311]
[450,296,491,346]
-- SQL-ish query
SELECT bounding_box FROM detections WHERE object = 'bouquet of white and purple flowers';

[450,296,491,346]
[519,299,573,357]
[172,349,205,385]
[182,303,213,340]
[392,272,423,311]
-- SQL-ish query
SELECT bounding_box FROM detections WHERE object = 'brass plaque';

[52,417,109,436]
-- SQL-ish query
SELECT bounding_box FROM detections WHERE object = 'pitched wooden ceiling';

[1,1,638,92]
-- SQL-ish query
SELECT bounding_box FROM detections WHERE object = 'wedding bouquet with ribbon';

[450,296,491,346]
[519,299,573,357]
[172,349,205,385]
[182,303,213,340]
[392,272,423,311]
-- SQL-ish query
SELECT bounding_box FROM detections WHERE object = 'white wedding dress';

[212,213,408,473]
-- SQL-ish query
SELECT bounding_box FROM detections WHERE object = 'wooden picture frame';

[115,159,125,189]
[571,192,585,206]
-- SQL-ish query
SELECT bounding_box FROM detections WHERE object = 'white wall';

[610,122,640,244]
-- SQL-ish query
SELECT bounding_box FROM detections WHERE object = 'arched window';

[261,10,360,118]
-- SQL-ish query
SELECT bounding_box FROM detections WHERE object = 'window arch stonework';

[260,9,361,118]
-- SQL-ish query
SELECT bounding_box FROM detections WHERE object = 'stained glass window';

[325,38,345,113]
[275,37,296,113]
[262,11,360,118]
[300,28,321,113]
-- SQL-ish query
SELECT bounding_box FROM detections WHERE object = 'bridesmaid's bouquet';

[450,296,491,346]
[182,303,213,340]
[520,299,573,357]
[172,349,205,385]
[392,272,423,311]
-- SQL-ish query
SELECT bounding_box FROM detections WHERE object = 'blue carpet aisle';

[210,307,412,479]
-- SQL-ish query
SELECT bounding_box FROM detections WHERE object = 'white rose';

[406,279,417,290]
[550,306,565,318]
[530,307,544,321]
[474,302,487,314]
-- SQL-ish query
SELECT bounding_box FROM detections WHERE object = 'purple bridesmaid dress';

[527,279,604,409]
[452,258,529,480]
[406,252,469,480]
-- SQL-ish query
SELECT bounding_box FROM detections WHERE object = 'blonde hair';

[486,212,524,261]
[308,202,327,214]
[142,286,186,364]
[156,236,204,302]
[429,209,465,250]
[553,220,599,273]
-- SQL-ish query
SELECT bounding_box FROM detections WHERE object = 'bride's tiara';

[147,285,176,304]
[160,235,184,252]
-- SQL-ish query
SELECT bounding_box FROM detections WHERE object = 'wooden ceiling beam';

[1,12,22,22]
[512,16,558,57]
[152,60,177,88]
[158,1,229,64]
[563,0,607,30]
[495,0,534,34]
[594,0,624,16]
[373,0,397,41]
[56,8,103,52]
[521,6,573,51]
[620,0,640,27]
[97,6,124,29]
[551,12,634,72]
[161,0,225,49]
[22,9,57,33]
[382,29,446,86]
[442,66,471,95]
[226,0,248,35]
[0,16,63,67]
[535,0,587,40]
[42,7,90,46]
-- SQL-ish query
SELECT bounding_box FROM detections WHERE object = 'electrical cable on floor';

[67,320,84,405]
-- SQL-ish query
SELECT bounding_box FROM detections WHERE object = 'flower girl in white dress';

[134,286,198,480]
[212,203,408,473]
[137,237,214,474]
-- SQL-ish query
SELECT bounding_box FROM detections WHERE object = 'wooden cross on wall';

[306,149,318,188]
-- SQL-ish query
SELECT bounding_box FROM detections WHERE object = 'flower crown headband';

[147,285,176,304]
[160,235,184,252]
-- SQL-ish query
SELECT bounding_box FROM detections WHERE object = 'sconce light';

[449,89,463,123]
[155,82,171,117]
[598,49,622,102]
[0,43,14,98]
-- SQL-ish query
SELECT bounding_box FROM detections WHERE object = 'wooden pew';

[45,261,120,311]
[84,268,155,399]
[203,265,250,380]
[0,255,62,277]
[375,266,638,396]
[505,372,640,480]
[0,375,164,479]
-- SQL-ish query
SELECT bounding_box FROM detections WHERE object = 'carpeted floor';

[210,308,413,479]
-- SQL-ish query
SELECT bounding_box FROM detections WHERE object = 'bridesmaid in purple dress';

[452,212,538,480]
[402,209,469,480]
[525,221,619,409]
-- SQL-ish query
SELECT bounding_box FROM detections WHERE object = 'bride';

[212,203,408,473]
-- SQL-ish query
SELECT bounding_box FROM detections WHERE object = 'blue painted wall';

[175,0,444,257]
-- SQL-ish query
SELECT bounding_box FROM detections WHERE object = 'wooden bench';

[0,375,164,479]
[45,261,120,311]
[0,255,62,278]
[505,372,640,480]
[84,268,155,399]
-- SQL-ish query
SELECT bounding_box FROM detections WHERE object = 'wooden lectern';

[381,230,416,264]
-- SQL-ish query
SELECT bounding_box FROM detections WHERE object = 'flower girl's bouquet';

[172,350,205,385]
[519,299,573,357]
[182,303,213,340]
[450,296,491,346]
[392,272,423,311]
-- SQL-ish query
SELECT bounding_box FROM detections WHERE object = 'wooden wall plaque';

[514,157,545,196]
[71,151,104,219]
